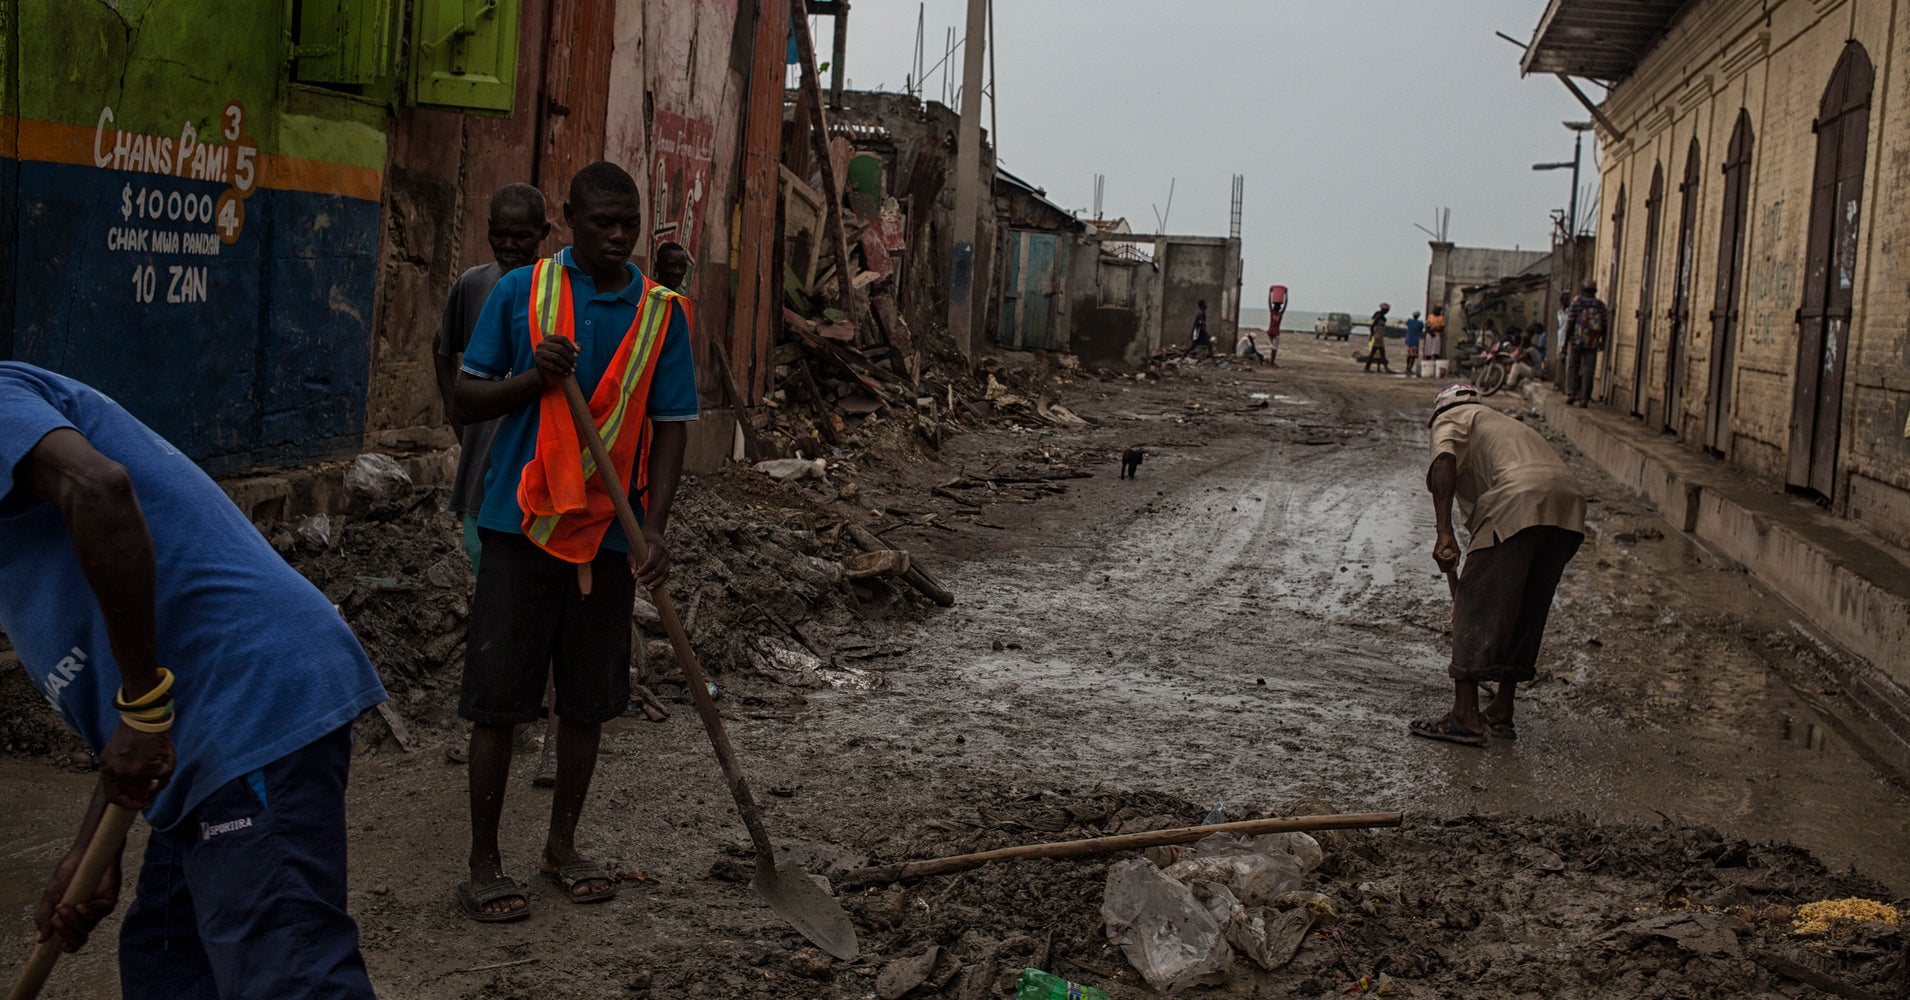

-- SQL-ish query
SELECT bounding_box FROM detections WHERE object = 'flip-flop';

[1410,715,1488,747]
[457,877,530,923]
[542,859,619,904]
[1483,714,1518,740]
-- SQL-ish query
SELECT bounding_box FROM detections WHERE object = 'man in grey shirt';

[434,184,551,567]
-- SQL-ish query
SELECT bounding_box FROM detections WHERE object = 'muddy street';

[7,335,1909,999]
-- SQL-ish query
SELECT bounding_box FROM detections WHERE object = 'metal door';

[1704,112,1753,455]
[1000,230,1059,349]
[1665,139,1701,435]
[1789,42,1873,500]
[1600,185,1627,402]
[1632,164,1664,417]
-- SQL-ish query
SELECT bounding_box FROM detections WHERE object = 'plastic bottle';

[1015,968,1112,1000]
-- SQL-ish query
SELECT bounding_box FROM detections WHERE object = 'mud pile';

[275,466,915,738]
[764,790,1910,1000]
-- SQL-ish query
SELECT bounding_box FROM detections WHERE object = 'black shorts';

[460,528,633,725]
[1450,525,1583,683]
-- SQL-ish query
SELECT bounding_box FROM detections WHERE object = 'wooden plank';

[789,0,860,328]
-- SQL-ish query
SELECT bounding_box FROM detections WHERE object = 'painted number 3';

[222,103,243,142]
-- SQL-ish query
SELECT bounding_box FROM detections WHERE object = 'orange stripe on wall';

[5,117,382,202]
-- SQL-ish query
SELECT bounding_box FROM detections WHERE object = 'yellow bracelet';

[115,668,175,711]
[120,710,174,734]
[120,701,173,724]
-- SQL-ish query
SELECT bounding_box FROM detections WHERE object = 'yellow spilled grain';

[1791,898,1901,936]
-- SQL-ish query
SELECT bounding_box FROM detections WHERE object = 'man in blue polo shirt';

[450,161,697,921]
[0,362,387,996]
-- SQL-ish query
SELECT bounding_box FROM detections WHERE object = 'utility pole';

[829,2,849,109]
[947,0,987,363]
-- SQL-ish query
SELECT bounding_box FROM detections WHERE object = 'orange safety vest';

[516,255,691,563]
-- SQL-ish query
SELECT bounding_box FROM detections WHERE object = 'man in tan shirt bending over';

[1414,383,1586,746]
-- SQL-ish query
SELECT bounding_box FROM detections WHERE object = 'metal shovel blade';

[754,859,860,960]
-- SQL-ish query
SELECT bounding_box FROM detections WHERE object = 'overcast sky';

[816,1,1595,315]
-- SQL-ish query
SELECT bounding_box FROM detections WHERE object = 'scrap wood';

[375,702,413,751]
[451,957,541,975]
[838,812,1404,888]
[1747,951,1883,1000]
[845,523,954,607]
[789,0,859,332]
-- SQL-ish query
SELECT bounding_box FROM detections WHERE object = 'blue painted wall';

[10,161,377,473]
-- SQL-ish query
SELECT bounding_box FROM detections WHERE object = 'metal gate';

[1001,230,1061,350]
[1789,41,1873,500]
[1704,111,1754,455]
[1666,139,1702,435]
[1601,185,1627,402]
[1632,163,1665,417]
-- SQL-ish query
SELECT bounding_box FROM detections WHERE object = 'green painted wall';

[18,0,385,170]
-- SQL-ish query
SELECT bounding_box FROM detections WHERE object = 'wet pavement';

[824,335,1910,892]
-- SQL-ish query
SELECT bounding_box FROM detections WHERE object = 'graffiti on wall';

[651,109,714,256]
[93,101,259,307]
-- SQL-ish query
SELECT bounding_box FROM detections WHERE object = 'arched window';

[1666,137,1703,434]
[1789,41,1873,500]
[1704,110,1754,455]
[1633,163,1665,417]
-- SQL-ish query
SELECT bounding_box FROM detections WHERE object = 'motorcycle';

[1471,339,1520,396]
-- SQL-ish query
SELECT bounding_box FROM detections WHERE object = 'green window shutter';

[409,0,521,113]
[294,0,396,87]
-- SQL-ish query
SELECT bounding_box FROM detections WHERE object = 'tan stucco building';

[1525,0,1910,545]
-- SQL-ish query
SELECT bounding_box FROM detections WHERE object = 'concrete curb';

[1530,387,1910,753]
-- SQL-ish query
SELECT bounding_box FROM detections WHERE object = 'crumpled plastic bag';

[1102,859,1231,994]
[1228,904,1315,970]
[754,457,827,482]
[294,513,333,550]
[345,453,412,501]
[1162,832,1323,904]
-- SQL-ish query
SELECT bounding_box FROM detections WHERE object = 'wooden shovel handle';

[9,803,136,1000]
[557,378,779,864]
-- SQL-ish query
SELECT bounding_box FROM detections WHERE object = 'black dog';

[1120,447,1145,479]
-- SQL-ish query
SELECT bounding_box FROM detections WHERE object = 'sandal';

[1483,714,1517,740]
[542,859,619,904]
[457,877,530,923]
[1409,715,1487,747]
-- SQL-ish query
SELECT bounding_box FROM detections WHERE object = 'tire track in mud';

[815,349,1910,890]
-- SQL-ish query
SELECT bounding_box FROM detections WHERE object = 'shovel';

[9,803,136,1000]
[560,377,858,961]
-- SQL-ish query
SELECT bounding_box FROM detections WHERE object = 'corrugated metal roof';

[1521,0,1691,81]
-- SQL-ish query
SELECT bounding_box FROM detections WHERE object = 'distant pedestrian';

[1266,285,1287,367]
[1552,291,1572,390]
[1423,307,1446,376]
[1564,280,1609,407]
[434,183,551,569]
[1413,383,1586,746]
[1504,325,1542,389]
[1403,310,1425,377]
[1191,299,1214,358]
[653,240,691,293]
[1361,303,1393,373]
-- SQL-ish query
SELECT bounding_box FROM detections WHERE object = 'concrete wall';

[1066,240,1157,370]
[1587,0,1910,541]
[4,0,385,472]
[1425,242,1551,333]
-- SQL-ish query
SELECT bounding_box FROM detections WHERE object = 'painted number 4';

[215,190,245,245]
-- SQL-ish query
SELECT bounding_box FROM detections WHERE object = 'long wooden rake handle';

[558,377,780,864]
[9,803,136,1000]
